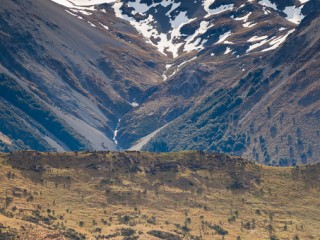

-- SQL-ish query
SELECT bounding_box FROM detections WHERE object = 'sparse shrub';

[270,125,277,138]
[181,226,190,232]
[267,106,271,118]
[242,221,251,230]
[307,145,313,157]
[229,178,245,190]
[300,152,307,164]
[5,197,13,208]
[147,215,156,225]
[147,230,181,240]
[297,139,304,152]
[63,228,86,240]
[101,218,107,225]
[267,224,274,234]
[119,215,131,224]
[208,224,228,236]
[228,216,236,223]
[235,211,239,218]
[234,142,245,152]
[279,158,289,166]
[120,228,135,236]
[93,227,102,233]
[26,195,34,202]
[6,171,15,179]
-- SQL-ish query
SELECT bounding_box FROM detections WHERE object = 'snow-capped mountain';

[0,0,319,165]
[52,0,311,58]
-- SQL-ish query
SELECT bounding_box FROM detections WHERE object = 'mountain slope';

[0,0,319,166]
[114,0,320,156]
[112,0,306,57]
[142,11,320,165]
[0,0,166,152]
[0,151,320,239]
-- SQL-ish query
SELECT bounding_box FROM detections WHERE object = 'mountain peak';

[1,0,319,166]
[50,0,311,58]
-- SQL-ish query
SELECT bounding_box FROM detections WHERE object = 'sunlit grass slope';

[0,151,319,239]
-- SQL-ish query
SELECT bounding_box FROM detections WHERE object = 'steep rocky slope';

[141,11,320,165]
[105,1,320,163]
[0,0,319,165]
[0,0,166,152]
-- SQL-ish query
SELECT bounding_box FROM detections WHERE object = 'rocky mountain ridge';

[0,0,319,165]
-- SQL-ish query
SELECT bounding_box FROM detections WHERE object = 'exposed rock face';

[0,0,165,151]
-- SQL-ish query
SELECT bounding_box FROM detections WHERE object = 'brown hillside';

[0,151,319,239]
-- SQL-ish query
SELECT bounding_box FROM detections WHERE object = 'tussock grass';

[0,151,319,239]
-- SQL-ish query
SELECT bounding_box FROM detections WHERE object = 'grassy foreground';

[0,151,319,239]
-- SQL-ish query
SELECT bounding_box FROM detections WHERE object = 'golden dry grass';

[0,151,319,240]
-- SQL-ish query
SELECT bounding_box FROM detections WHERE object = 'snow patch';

[203,1,234,18]
[224,40,234,44]
[113,1,197,58]
[246,38,271,53]
[162,64,173,81]
[259,0,278,11]
[224,47,232,54]
[65,9,78,17]
[243,22,256,28]
[51,0,114,7]
[100,23,109,30]
[166,64,173,69]
[161,0,172,8]
[261,30,294,52]
[283,5,304,24]
[113,119,120,146]
[259,0,308,24]
[248,35,268,42]
[169,56,198,78]
[87,21,96,27]
[246,32,293,53]
[184,21,213,52]
[77,9,93,15]
[216,30,232,44]
[233,12,251,22]
[263,6,271,15]
[130,102,139,107]
[170,11,190,29]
